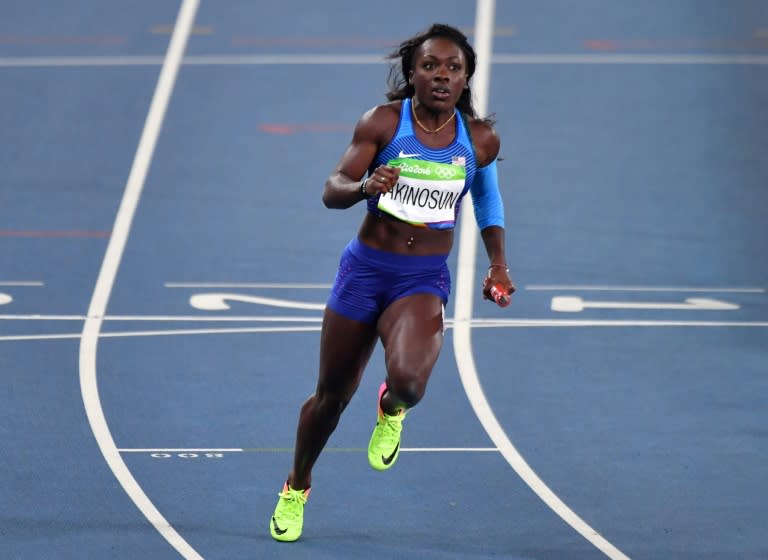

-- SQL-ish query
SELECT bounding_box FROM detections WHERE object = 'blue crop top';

[366,97,477,230]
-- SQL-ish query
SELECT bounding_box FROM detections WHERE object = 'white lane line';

[467,319,768,328]
[493,53,768,65]
[166,282,332,288]
[117,447,497,453]
[183,54,383,64]
[2,327,322,342]
[108,315,322,322]
[118,447,499,453]
[401,447,498,452]
[528,285,766,293]
[0,314,87,320]
[3,313,768,327]
[0,314,323,322]
[454,3,631,559]
[0,54,385,67]
[0,56,164,66]
[4,319,768,342]
[0,281,45,286]
[77,2,203,560]
[98,326,321,338]
[2,333,84,341]
[120,449,244,453]
[3,53,768,67]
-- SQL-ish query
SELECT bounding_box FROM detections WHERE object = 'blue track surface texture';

[1,1,766,559]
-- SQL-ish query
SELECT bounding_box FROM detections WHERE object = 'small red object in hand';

[489,284,511,307]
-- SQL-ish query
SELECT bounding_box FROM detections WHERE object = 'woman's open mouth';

[432,87,451,100]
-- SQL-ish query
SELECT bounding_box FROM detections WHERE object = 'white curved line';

[452,2,630,559]
[78,1,204,559]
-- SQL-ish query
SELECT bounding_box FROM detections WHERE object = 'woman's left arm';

[469,120,516,301]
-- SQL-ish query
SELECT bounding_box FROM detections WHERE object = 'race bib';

[377,158,466,228]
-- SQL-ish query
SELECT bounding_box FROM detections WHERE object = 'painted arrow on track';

[551,296,740,313]
[190,292,325,311]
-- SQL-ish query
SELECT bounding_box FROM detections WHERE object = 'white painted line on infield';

[453,3,631,559]
[77,2,204,559]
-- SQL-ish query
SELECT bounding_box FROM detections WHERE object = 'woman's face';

[409,37,468,110]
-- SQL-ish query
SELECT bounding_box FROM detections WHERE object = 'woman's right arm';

[322,105,398,209]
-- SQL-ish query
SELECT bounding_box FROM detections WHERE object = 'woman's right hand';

[364,165,400,197]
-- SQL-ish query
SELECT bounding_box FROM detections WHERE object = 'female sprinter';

[270,23,515,542]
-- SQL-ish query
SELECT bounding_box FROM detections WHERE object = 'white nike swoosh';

[398,150,420,158]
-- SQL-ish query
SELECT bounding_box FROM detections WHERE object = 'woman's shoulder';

[355,100,403,144]
[465,115,500,167]
[359,100,402,126]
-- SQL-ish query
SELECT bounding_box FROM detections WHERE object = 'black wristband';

[360,179,370,199]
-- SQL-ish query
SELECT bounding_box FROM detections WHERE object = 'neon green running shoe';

[367,382,407,471]
[270,482,310,542]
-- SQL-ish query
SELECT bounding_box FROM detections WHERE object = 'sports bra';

[366,97,477,230]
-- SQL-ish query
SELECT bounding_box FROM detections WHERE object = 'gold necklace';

[411,99,455,134]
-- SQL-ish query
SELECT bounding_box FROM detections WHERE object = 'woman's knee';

[385,371,428,409]
[312,382,353,419]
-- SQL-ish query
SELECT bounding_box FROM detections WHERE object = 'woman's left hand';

[482,266,516,306]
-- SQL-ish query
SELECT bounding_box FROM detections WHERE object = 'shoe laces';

[277,487,307,520]
[378,411,405,445]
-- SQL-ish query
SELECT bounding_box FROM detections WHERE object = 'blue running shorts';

[327,238,451,324]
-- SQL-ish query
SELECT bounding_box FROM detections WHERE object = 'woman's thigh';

[377,292,445,383]
[316,307,379,400]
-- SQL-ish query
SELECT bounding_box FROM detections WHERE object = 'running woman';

[270,23,515,542]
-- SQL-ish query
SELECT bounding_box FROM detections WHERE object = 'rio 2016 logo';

[394,161,458,179]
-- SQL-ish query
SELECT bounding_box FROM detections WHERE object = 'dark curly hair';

[386,23,478,118]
